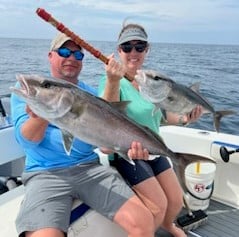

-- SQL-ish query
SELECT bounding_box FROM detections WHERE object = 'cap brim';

[118,36,147,45]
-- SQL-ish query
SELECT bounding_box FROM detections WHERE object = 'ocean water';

[0,38,238,135]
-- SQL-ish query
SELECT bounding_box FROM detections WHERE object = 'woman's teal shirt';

[98,76,162,134]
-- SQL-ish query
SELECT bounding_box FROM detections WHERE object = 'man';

[11,33,155,237]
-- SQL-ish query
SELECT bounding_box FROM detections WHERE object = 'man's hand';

[21,105,49,141]
[26,105,48,123]
[26,105,39,118]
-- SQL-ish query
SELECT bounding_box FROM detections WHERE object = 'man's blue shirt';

[11,80,99,171]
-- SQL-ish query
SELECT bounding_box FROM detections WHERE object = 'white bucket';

[185,162,216,210]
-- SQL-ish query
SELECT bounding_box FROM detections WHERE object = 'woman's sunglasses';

[54,47,84,61]
[120,42,148,53]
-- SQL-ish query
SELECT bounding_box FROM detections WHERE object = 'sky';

[0,0,239,45]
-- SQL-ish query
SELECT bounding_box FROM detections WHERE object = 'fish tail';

[175,152,215,166]
[173,153,215,193]
[214,110,236,132]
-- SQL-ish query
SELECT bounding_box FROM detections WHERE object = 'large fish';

[135,70,236,132]
[11,74,215,193]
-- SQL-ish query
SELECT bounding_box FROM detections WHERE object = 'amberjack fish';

[135,70,236,132]
[11,74,215,192]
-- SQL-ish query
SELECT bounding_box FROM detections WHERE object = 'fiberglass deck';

[156,199,239,237]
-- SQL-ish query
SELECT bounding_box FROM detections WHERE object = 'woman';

[99,22,202,237]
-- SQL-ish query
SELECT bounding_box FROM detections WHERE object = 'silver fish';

[11,74,215,192]
[135,69,236,132]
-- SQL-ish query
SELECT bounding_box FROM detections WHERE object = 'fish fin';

[173,153,215,193]
[61,129,74,155]
[118,153,135,165]
[214,110,236,132]
[189,82,201,93]
[175,153,216,167]
[110,101,130,113]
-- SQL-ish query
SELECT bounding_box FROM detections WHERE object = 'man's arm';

[20,105,49,142]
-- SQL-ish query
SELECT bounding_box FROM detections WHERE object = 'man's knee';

[114,195,155,237]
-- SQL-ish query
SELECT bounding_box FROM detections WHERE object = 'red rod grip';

[36,8,51,21]
[36,8,133,81]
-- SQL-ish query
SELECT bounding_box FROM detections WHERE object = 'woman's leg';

[132,176,168,229]
[112,157,186,236]
[156,168,187,237]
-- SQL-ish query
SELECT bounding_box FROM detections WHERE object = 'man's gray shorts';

[16,161,134,236]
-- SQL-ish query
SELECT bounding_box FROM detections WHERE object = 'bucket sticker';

[194,183,205,193]
[194,183,213,193]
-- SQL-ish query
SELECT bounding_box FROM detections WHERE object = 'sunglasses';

[54,47,84,61]
[120,42,148,53]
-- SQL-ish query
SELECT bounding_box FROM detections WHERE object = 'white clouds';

[0,0,238,44]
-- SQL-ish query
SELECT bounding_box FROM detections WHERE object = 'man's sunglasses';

[120,42,148,53]
[54,47,84,61]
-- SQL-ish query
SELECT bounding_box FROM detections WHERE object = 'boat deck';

[156,199,239,237]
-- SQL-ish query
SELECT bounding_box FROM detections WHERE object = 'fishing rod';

[36,8,133,81]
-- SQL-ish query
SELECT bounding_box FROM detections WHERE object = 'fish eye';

[167,96,174,102]
[154,76,161,81]
[41,82,52,88]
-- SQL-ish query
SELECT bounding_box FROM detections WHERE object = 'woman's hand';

[100,141,149,160]
[186,105,203,124]
[166,105,203,126]
[105,54,126,82]
[127,141,149,160]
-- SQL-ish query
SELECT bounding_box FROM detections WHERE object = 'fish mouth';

[10,74,37,98]
[135,69,149,85]
[135,69,144,80]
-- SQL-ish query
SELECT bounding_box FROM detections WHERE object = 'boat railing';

[0,94,24,194]
[0,93,11,129]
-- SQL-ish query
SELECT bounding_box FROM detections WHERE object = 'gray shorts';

[16,161,134,236]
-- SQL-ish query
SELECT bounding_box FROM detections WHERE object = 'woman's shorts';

[110,155,172,186]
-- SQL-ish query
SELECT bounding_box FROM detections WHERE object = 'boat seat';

[0,185,90,235]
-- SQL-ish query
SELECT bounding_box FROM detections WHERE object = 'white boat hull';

[1,125,239,236]
[160,126,239,208]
